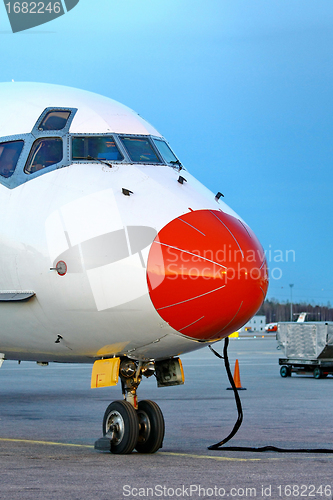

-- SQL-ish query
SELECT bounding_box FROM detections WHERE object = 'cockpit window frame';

[38,110,72,132]
[32,107,77,136]
[0,134,32,189]
[0,139,25,179]
[0,116,182,190]
[70,134,126,164]
[69,133,181,167]
[24,137,64,175]
[152,138,180,166]
[117,134,164,165]
[0,108,77,189]
[0,132,71,189]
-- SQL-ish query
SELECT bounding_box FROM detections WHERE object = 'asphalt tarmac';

[0,339,332,500]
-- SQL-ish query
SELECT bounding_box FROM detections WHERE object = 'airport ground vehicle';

[277,322,333,378]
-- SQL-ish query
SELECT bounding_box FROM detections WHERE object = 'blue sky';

[1,0,332,305]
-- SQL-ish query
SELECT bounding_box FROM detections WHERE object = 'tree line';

[257,299,333,323]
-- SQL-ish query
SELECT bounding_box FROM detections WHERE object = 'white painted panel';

[87,252,148,311]
[45,210,69,263]
[60,189,122,246]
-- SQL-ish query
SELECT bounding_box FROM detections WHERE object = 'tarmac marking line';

[0,438,93,448]
[0,438,265,461]
[160,452,333,463]
[1,439,332,463]
[159,452,261,462]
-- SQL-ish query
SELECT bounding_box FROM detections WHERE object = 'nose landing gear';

[99,359,165,454]
[103,400,139,455]
[136,400,165,454]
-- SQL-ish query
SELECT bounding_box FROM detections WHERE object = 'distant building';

[240,315,266,332]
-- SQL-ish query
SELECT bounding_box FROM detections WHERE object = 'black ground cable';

[208,337,333,453]
[208,337,243,450]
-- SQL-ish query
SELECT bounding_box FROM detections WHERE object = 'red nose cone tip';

[147,209,268,341]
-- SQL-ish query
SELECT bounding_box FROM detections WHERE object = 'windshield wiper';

[87,155,112,168]
[170,159,183,170]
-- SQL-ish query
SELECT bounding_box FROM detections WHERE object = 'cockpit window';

[119,136,162,163]
[24,138,63,174]
[38,111,71,131]
[72,136,124,162]
[0,140,24,178]
[153,139,178,164]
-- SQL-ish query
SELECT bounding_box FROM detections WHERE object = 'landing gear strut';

[100,358,165,454]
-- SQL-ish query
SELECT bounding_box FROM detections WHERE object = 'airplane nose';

[147,209,268,341]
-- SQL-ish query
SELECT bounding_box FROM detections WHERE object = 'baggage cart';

[276,322,333,378]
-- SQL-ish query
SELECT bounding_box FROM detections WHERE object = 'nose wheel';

[103,400,139,455]
[136,400,165,454]
[102,399,165,454]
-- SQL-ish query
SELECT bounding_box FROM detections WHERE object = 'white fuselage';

[0,82,268,364]
[0,161,237,362]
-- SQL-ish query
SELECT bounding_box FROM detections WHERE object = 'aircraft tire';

[135,400,165,454]
[103,400,139,454]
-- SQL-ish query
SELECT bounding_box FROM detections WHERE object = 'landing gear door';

[91,358,120,388]
[155,357,184,387]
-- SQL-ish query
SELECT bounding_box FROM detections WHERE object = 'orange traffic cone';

[227,359,246,391]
